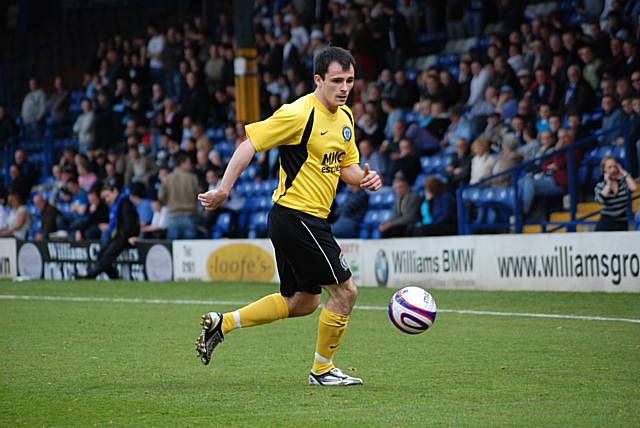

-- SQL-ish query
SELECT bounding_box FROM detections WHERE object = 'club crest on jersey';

[342,126,352,142]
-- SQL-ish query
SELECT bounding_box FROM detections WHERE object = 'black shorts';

[268,203,351,297]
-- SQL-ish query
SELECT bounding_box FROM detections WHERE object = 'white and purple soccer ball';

[388,287,437,334]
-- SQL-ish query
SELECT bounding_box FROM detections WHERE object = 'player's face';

[316,62,355,111]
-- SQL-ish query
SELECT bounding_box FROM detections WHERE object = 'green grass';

[1,280,639,427]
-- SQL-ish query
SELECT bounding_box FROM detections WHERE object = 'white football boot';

[309,367,363,386]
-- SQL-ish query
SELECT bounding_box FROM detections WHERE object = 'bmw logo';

[342,126,352,142]
[374,249,389,287]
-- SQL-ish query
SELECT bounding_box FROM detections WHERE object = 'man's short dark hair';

[314,47,356,79]
[176,152,190,166]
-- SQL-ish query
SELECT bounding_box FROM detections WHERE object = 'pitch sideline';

[1,294,639,324]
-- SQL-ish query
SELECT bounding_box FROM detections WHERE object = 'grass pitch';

[1,280,639,427]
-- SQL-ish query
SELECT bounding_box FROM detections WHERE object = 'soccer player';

[196,47,382,386]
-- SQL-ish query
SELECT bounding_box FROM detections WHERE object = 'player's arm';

[340,163,382,191]
[198,139,256,211]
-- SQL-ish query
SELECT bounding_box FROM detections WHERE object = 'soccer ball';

[388,286,437,334]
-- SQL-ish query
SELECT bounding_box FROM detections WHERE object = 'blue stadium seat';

[212,212,232,239]
[254,195,272,211]
[335,191,347,206]
[238,164,259,182]
[247,211,268,238]
[370,187,395,209]
[258,180,274,195]
[413,173,428,192]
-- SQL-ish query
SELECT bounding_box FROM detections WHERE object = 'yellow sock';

[221,293,289,335]
[312,307,349,375]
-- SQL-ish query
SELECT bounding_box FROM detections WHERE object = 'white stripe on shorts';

[299,220,339,284]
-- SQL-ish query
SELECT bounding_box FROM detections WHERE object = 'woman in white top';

[0,190,32,240]
[469,138,496,185]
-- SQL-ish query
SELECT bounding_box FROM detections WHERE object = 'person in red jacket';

[519,128,579,214]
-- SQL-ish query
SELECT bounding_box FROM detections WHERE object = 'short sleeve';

[340,137,360,168]
[246,104,305,152]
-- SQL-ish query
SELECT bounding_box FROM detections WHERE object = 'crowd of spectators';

[1,0,640,241]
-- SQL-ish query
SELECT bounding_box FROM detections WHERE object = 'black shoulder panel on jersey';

[277,108,314,199]
[340,107,353,126]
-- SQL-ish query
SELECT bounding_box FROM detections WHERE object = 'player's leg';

[309,277,363,386]
[83,237,127,279]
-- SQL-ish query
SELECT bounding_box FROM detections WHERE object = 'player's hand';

[360,163,382,191]
[198,187,228,211]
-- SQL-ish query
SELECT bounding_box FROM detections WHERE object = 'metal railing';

[456,118,640,234]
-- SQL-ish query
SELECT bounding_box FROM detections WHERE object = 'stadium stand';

[1,0,639,241]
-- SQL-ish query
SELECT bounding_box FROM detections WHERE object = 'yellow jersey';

[246,93,359,218]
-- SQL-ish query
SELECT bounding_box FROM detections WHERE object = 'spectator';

[479,112,509,152]
[204,43,225,92]
[517,124,541,162]
[378,173,421,238]
[490,135,523,188]
[331,184,369,238]
[468,85,498,134]
[356,111,384,147]
[13,149,37,184]
[8,164,31,202]
[467,60,490,106]
[146,25,166,80]
[441,105,472,155]
[129,182,153,233]
[73,98,95,154]
[75,184,110,241]
[123,143,158,187]
[600,94,625,146]
[527,67,558,111]
[0,189,31,240]
[389,70,418,109]
[578,44,603,91]
[0,105,18,145]
[93,90,120,151]
[158,153,201,239]
[497,85,518,120]
[32,193,60,240]
[0,190,8,229]
[21,78,47,139]
[181,71,209,124]
[127,82,148,124]
[469,138,496,185]
[445,138,472,190]
[594,156,638,231]
[391,139,421,186]
[56,177,89,236]
[81,177,140,279]
[47,76,70,125]
[191,123,211,153]
[561,64,595,115]
[77,158,98,192]
[408,175,456,237]
[382,98,406,141]
[141,199,169,239]
[519,129,574,215]
[358,139,385,179]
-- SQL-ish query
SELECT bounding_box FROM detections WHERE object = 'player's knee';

[339,278,358,305]
[287,293,320,317]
